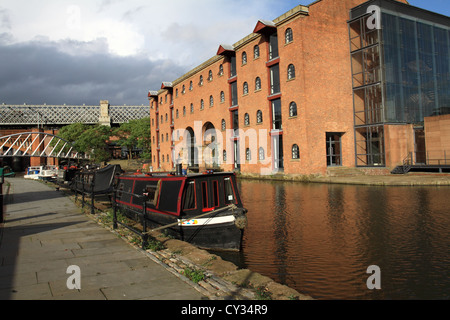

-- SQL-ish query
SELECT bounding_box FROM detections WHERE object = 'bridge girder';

[0,132,89,160]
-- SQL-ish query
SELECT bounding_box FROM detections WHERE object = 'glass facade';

[383,12,450,123]
[349,2,450,166]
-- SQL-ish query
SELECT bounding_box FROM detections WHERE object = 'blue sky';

[0,0,448,106]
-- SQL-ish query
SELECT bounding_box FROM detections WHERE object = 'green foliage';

[113,117,151,160]
[183,267,206,284]
[56,122,112,163]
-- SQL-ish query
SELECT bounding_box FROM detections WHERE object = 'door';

[414,128,426,164]
[326,133,342,167]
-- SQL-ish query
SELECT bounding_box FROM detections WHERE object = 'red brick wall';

[150,0,411,175]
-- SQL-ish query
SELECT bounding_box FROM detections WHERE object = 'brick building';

[149,0,449,176]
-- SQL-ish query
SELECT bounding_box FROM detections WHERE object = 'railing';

[112,189,150,250]
[72,172,97,215]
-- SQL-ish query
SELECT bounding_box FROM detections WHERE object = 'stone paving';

[0,177,205,300]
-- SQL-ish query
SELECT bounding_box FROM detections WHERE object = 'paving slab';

[0,177,205,300]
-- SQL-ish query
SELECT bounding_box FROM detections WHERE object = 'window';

[221,119,226,131]
[165,113,168,122]
[242,51,247,65]
[208,70,213,81]
[176,88,178,97]
[259,147,265,160]
[166,133,169,141]
[231,81,238,106]
[270,64,280,94]
[257,110,263,123]
[255,77,261,91]
[183,106,186,116]
[285,28,293,44]
[176,109,179,118]
[182,85,185,94]
[269,32,279,60]
[289,102,297,117]
[243,82,248,95]
[223,150,227,162]
[219,64,224,76]
[244,113,250,126]
[292,144,300,159]
[199,75,203,86]
[246,148,251,161]
[209,95,214,107]
[288,64,296,80]
[189,81,193,91]
[161,115,163,123]
[224,177,235,204]
[190,103,194,113]
[220,91,225,103]
[162,155,164,162]
[183,181,196,210]
[230,56,237,77]
[200,99,204,110]
[254,45,260,59]
[161,133,164,142]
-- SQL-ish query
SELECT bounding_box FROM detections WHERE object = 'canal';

[222,179,450,300]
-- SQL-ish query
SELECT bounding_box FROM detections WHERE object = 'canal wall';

[236,170,450,186]
[67,190,314,300]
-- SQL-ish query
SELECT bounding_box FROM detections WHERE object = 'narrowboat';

[114,170,248,251]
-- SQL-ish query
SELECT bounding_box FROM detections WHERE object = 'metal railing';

[0,169,4,223]
[112,189,150,250]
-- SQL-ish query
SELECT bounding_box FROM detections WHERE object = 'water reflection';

[230,179,450,300]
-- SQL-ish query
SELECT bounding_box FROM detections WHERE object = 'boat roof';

[121,171,236,179]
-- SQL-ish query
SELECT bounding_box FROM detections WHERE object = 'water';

[223,179,450,300]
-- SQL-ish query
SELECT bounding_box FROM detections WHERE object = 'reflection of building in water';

[149,0,449,175]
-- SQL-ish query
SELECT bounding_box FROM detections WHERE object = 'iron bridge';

[0,132,89,160]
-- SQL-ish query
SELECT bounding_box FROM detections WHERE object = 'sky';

[0,0,448,106]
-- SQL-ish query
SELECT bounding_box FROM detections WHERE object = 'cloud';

[0,39,186,106]
[0,0,302,106]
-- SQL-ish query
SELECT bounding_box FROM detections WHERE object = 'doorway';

[326,133,343,167]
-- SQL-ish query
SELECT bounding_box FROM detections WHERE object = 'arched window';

[190,103,194,113]
[200,99,204,110]
[189,81,193,91]
[288,64,296,80]
[183,106,186,116]
[256,110,263,123]
[176,109,179,118]
[246,148,251,161]
[285,28,293,44]
[220,91,225,103]
[199,75,203,86]
[161,115,163,123]
[292,144,300,159]
[165,113,168,122]
[223,150,227,162]
[175,88,178,97]
[161,133,164,142]
[244,113,250,126]
[221,119,226,131]
[255,77,261,91]
[209,95,214,107]
[259,147,265,160]
[162,154,164,162]
[242,51,247,65]
[208,70,213,81]
[219,64,224,76]
[182,85,185,94]
[254,45,260,59]
[243,82,248,95]
[289,102,297,117]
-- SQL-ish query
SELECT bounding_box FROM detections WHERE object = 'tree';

[113,117,151,161]
[55,123,112,163]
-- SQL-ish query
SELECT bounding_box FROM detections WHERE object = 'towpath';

[0,177,205,300]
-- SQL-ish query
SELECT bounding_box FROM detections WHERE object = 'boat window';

[144,184,158,206]
[224,177,235,204]
[183,181,196,210]
[202,181,208,208]
[117,182,124,198]
[213,180,219,207]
